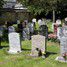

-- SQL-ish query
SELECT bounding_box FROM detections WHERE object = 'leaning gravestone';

[30,35,46,57]
[8,32,21,54]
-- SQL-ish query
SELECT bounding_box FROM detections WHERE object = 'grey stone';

[30,35,46,57]
[28,23,34,33]
[56,26,67,62]
[55,56,67,62]
[59,26,67,56]
[8,26,15,33]
[57,27,62,40]
[8,32,21,54]
[23,27,30,40]
[0,26,3,36]
[60,36,67,56]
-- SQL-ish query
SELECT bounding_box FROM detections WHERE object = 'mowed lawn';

[0,40,67,67]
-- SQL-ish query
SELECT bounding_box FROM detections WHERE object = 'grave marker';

[30,35,46,57]
[8,32,21,54]
[55,26,67,62]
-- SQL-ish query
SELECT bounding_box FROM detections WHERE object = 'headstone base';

[55,56,67,62]
[30,50,39,57]
[30,51,45,58]
[8,50,22,54]
[29,54,45,58]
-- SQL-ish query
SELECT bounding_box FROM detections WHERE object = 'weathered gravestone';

[30,35,46,57]
[28,23,34,34]
[57,26,62,40]
[8,26,15,33]
[23,27,30,40]
[55,26,67,62]
[28,22,34,39]
[39,25,48,39]
[8,32,22,54]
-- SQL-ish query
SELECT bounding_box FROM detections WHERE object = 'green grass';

[0,40,67,67]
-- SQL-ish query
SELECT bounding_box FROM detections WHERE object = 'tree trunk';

[53,10,55,23]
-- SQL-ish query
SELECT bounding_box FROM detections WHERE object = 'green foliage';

[0,0,4,8]
[20,0,67,16]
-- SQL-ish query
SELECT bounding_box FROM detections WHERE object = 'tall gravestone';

[55,26,67,62]
[30,35,46,57]
[8,32,22,54]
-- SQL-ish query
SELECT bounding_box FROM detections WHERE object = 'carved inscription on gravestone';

[31,35,45,56]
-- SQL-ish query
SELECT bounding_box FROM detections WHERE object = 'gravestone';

[0,26,3,37]
[30,35,46,57]
[38,19,42,26]
[38,19,46,26]
[56,19,61,25]
[8,26,15,33]
[23,27,30,40]
[57,27,62,40]
[28,23,34,39]
[39,25,48,39]
[8,32,21,54]
[0,26,3,46]
[32,18,36,27]
[55,26,67,62]
[28,23,34,33]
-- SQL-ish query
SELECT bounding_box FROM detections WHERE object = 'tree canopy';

[19,0,67,16]
[0,0,4,8]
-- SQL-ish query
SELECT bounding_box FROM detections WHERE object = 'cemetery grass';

[0,41,67,67]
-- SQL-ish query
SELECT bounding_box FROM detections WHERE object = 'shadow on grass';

[22,48,31,51]
[0,46,8,49]
[45,51,57,58]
